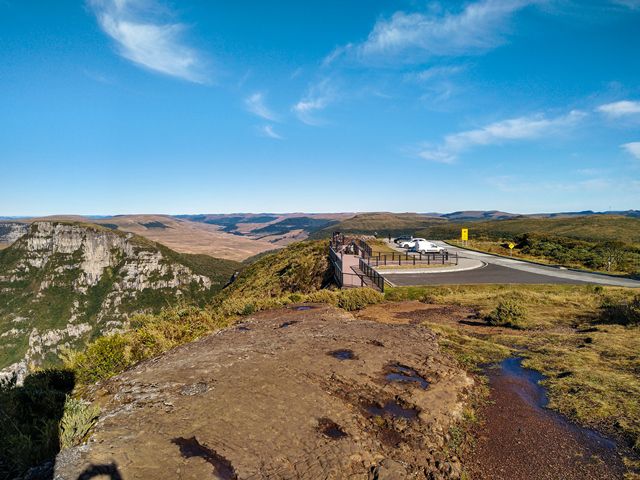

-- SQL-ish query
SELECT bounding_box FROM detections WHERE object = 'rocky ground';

[54,305,474,480]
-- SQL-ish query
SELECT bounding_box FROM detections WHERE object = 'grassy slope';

[215,240,331,303]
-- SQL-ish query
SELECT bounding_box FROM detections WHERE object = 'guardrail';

[359,257,386,292]
[365,250,458,267]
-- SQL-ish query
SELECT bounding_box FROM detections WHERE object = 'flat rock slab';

[55,305,473,480]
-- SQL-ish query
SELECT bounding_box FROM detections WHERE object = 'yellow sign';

[508,242,515,250]
[461,228,468,241]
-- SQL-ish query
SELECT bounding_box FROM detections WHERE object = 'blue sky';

[1,0,639,215]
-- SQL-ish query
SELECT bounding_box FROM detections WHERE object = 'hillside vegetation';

[310,212,446,238]
[0,222,241,376]
[314,212,640,244]
[415,214,640,244]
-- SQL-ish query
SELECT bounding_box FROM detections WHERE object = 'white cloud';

[597,100,640,118]
[292,79,335,126]
[419,110,586,163]
[260,125,283,140]
[89,0,207,83]
[245,92,277,121]
[405,65,466,83]
[612,0,640,9]
[622,142,640,160]
[327,0,541,65]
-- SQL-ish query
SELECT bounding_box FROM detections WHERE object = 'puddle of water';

[473,357,626,479]
[328,349,356,360]
[172,437,238,480]
[365,400,419,420]
[279,320,299,328]
[384,364,429,389]
[495,357,548,408]
[497,358,620,450]
[295,305,313,311]
[236,325,250,331]
[317,417,347,439]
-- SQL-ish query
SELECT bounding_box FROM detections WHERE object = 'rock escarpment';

[0,221,28,245]
[0,222,234,382]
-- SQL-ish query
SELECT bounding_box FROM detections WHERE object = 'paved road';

[382,241,640,288]
[385,263,593,286]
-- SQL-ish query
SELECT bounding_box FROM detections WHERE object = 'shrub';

[58,397,100,449]
[336,288,384,311]
[304,289,339,305]
[600,294,640,326]
[486,299,527,328]
[67,334,131,385]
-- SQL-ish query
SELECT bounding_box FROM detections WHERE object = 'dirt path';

[466,358,625,480]
[55,305,473,479]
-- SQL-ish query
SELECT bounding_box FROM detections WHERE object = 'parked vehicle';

[411,240,446,254]
[398,237,426,248]
[394,235,413,245]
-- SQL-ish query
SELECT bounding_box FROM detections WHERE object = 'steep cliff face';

[0,222,28,245]
[0,222,239,381]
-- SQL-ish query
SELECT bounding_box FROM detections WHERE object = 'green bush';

[486,300,527,328]
[335,288,384,311]
[304,289,339,305]
[600,294,640,326]
[67,334,131,385]
[58,397,100,449]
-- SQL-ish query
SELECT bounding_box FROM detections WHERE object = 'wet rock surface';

[467,358,627,480]
[54,305,473,479]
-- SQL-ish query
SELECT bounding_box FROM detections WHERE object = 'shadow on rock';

[77,463,123,480]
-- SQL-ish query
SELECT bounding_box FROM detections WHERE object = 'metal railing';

[328,245,343,287]
[359,257,386,292]
[365,250,458,267]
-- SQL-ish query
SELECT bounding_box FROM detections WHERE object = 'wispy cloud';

[419,110,586,163]
[292,79,335,126]
[487,175,614,193]
[89,0,207,83]
[327,0,542,65]
[404,65,466,83]
[611,0,640,9]
[245,92,278,121]
[622,142,640,160]
[597,100,640,117]
[259,125,283,140]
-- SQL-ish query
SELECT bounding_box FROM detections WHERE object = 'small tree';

[601,241,626,272]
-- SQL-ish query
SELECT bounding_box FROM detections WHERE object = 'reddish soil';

[467,359,626,480]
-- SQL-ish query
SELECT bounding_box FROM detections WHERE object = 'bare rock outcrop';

[55,305,474,479]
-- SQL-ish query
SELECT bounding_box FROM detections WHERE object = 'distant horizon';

[1,208,638,219]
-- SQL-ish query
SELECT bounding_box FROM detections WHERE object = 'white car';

[397,237,426,248]
[411,240,446,254]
